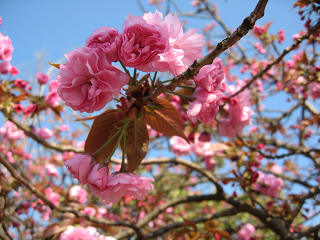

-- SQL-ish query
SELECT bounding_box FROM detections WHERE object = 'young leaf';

[125,117,149,172]
[144,97,187,141]
[84,109,122,163]
[48,60,61,69]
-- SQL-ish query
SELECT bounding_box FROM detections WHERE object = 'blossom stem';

[168,90,193,101]
[93,127,123,158]
[104,118,131,164]
[119,61,131,78]
[151,71,158,88]
[120,131,127,172]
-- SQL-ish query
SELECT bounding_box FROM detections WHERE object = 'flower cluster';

[57,11,204,113]
[219,80,253,137]
[0,121,24,142]
[170,134,219,170]
[0,32,15,74]
[65,154,153,203]
[254,171,284,197]
[237,223,255,240]
[60,226,115,240]
[187,58,224,124]
[56,10,207,203]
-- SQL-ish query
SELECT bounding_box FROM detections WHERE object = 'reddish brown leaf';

[125,117,149,171]
[84,109,122,163]
[144,98,187,141]
[300,51,309,65]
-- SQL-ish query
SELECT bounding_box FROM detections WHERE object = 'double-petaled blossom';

[57,47,129,113]
[60,226,115,240]
[187,87,222,124]
[194,58,224,92]
[0,121,24,141]
[0,33,13,61]
[254,171,284,197]
[69,185,88,204]
[0,60,11,74]
[45,163,59,177]
[87,168,154,203]
[45,80,61,107]
[64,154,95,185]
[143,11,204,76]
[86,27,120,62]
[36,127,53,140]
[237,223,255,240]
[118,15,168,71]
[309,82,320,99]
[219,81,253,137]
[169,136,192,156]
[36,72,49,85]
[65,157,154,202]
[44,188,60,206]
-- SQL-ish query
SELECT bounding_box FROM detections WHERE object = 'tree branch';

[230,20,320,99]
[147,0,269,100]
[1,110,82,153]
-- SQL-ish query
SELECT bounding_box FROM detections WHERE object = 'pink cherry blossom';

[36,72,49,85]
[0,60,11,74]
[45,163,59,177]
[169,136,192,156]
[192,133,215,158]
[45,79,61,107]
[23,104,37,116]
[44,188,59,206]
[14,79,27,88]
[87,164,109,192]
[253,25,267,35]
[0,33,13,61]
[255,171,284,197]
[270,164,282,175]
[309,82,320,99]
[81,207,96,216]
[143,11,204,76]
[0,121,24,141]
[219,82,253,137]
[254,42,266,54]
[49,79,60,91]
[60,226,114,240]
[187,87,222,124]
[69,185,88,204]
[89,172,153,203]
[118,15,168,71]
[45,91,60,107]
[64,154,95,184]
[194,58,224,92]
[204,156,216,170]
[86,27,120,62]
[59,125,69,132]
[278,29,285,43]
[40,206,51,221]
[10,65,19,75]
[237,223,255,240]
[57,47,129,113]
[36,127,53,140]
